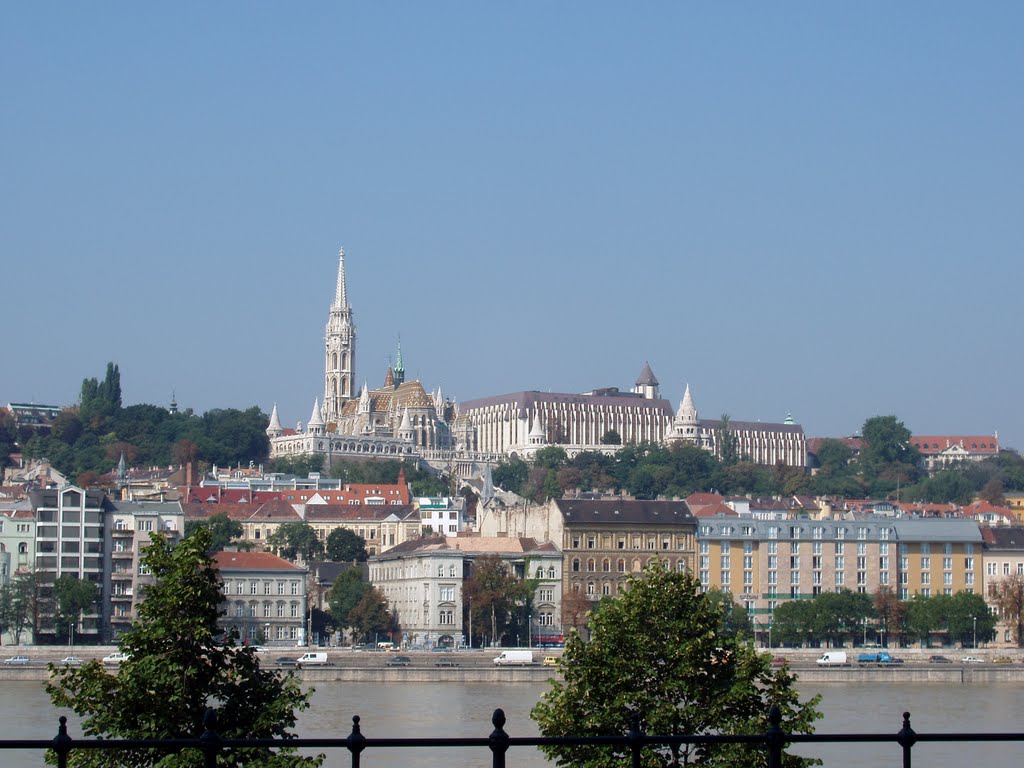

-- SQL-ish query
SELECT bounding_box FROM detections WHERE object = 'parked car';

[58,656,83,666]
[102,652,129,665]
[3,655,30,665]
[961,656,983,664]
[928,655,953,663]
[386,655,412,667]
[993,656,1013,664]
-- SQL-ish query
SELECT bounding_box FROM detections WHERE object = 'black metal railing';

[5,705,1024,767]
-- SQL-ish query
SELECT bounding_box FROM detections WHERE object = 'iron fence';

[5,705,1024,767]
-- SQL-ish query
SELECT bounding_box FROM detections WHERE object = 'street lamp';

[973,616,977,649]
[862,617,868,647]
[528,614,532,649]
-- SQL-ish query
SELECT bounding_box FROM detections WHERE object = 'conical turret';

[267,403,283,437]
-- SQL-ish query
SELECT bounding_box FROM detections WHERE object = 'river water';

[1,680,1021,767]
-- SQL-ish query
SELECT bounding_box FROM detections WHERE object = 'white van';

[296,652,329,666]
[816,651,848,666]
[493,650,534,666]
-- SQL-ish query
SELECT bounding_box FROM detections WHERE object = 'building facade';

[106,500,184,640]
[214,551,308,645]
[459,365,806,468]
[558,498,697,602]
[369,535,562,649]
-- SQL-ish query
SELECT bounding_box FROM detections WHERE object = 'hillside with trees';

[493,415,1024,505]
[15,363,272,485]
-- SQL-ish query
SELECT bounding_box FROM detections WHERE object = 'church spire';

[334,247,348,308]
[394,335,405,386]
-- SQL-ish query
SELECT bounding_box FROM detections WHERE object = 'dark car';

[928,655,952,663]
[434,658,459,667]
[275,656,297,666]
[386,655,412,667]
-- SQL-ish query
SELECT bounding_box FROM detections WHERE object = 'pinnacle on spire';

[334,247,348,308]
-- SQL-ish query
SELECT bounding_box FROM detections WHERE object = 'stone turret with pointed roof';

[324,247,356,423]
[633,361,660,399]
[267,403,283,438]
[398,407,415,441]
[308,398,325,435]
[667,383,703,446]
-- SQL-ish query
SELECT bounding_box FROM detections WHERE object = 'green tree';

[0,575,38,646]
[324,528,368,563]
[600,429,622,445]
[717,414,740,467]
[52,575,99,643]
[492,456,529,494]
[0,408,17,470]
[531,563,820,768]
[269,453,325,477]
[947,591,994,647]
[533,446,569,471]
[813,439,855,475]
[269,522,323,562]
[347,587,395,643]
[326,567,371,632]
[992,573,1024,647]
[325,565,370,630]
[770,600,816,648]
[703,588,753,639]
[184,512,249,553]
[905,595,941,648]
[463,555,530,647]
[46,528,321,768]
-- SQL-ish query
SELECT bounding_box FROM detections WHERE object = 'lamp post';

[863,617,868,646]
[768,620,772,650]
[528,614,532,649]
[973,616,977,649]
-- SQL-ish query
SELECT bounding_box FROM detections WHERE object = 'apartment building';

[214,551,308,645]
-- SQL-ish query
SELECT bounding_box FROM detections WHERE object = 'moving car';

[274,656,297,666]
[543,656,559,667]
[771,656,788,666]
[3,656,30,665]
[993,656,1013,664]
[386,655,412,667]
[928,655,953,663]
[102,652,129,665]
[434,658,459,667]
[961,656,983,664]
[58,656,83,666]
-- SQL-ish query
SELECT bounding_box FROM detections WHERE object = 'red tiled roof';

[910,436,999,455]
[213,551,304,571]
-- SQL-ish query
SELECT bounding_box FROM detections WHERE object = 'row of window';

[571,535,687,551]
[225,580,302,596]
[231,601,303,618]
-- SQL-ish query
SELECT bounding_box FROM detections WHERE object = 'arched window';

[572,558,580,573]
[587,558,596,572]
[548,567,556,578]
[602,558,611,573]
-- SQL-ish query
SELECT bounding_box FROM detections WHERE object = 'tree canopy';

[269,522,323,562]
[46,528,320,767]
[531,562,820,768]
[324,528,368,562]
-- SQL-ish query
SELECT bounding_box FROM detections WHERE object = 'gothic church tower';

[323,247,356,424]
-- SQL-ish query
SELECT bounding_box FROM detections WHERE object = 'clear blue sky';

[3,4,1021,450]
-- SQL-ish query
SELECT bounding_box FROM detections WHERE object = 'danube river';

[1,680,1022,767]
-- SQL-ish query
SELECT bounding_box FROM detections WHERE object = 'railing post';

[765,705,784,768]
[897,711,917,768]
[199,706,221,768]
[52,716,72,768]
[628,713,644,768]
[345,715,366,768]
[489,708,509,768]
